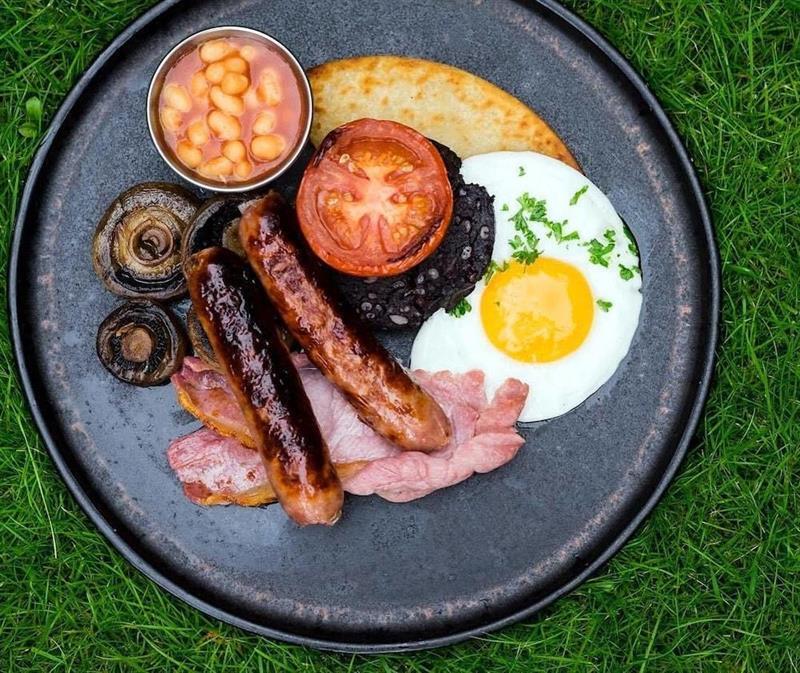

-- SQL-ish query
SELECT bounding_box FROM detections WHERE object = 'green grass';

[1,0,798,670]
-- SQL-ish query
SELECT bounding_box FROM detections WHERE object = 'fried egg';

[410,151,642,421]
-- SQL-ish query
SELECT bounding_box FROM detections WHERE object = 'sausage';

[186,247,343,525]
[239,192,451,452]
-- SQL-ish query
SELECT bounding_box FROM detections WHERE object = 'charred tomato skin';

[93,182,199,300]
[96,299,187,386]
[296,118,453,277]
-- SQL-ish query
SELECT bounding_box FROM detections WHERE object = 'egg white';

[410,151,642,422]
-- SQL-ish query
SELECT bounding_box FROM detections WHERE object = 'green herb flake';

[505,197,541,265]
[501,203,509,211]
[484,259,509,283]
[604,229,616,243]
[518,166,526,176]
[545,218,580,243]
[514,215,539,249]
[619,264,635,281]
[512,248,540,265]
[586,238,615,267]
[569,184,589,205]
[447,298,472,318]
[597,299,613,312]
[516,193,547,221]
[623,225,638,255]
[510,192,579,245]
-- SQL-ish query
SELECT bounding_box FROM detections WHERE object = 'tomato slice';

[296,118,453,276]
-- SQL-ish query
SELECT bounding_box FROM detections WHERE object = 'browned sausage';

[186,247,343,525]
[239,192,451,452]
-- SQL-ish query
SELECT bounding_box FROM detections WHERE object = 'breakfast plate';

[9,0,719,652]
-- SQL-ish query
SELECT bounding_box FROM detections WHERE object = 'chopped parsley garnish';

[484,259,509,283]
[604,229,616,243]
[447,298,472,317]
[586,238,615,267]
[569,185,589,205]
[511,214,538,248]
[508,226,540,266]
[596,299,613,312]
[623,225,638,255]
[512,248,540,265]
[507,196,541,265]
[518,166,526,176]
[500,203,509,211]
[509,192,579,247]
[544,218,580,243]
[619,264,635,281]
[515,193,547,221]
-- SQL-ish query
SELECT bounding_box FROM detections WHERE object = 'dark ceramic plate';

[9,0,719,652]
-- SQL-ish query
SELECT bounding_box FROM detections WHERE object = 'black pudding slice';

[332,141,495,329]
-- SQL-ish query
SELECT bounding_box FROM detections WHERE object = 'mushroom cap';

[96,299,187,386]
[93,182,199,300]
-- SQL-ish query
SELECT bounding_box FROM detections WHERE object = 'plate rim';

[8,0,721,653]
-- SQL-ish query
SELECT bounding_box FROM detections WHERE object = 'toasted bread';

[307,55,578,169]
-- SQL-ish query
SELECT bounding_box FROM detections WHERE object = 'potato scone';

[307,55,579,168]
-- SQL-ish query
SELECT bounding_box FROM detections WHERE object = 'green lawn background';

[1,1,798,671]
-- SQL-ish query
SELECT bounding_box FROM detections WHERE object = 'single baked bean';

[235,160,253,178]
[199,155,234,177]
[221,72,249,96]
[207,110,241,140]
[222,140,247,163]
[176,140,202,168]
[223,56,248,74]
[250,134,285,161]
[187,119,209,146]
[199,39,232,63]
[160,106,182,132]
[210,86,244,116]
[252,110,276,135]
[205,62,226,85]
[163,84,192,112]
[190,71,208,97]
[256,69,282,106]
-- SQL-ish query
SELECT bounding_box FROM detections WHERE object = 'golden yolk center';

[480,257,594,363]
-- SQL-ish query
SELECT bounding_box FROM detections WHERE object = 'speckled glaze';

[9,0,719,652]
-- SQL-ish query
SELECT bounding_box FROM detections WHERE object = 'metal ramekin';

[146,26,312,193]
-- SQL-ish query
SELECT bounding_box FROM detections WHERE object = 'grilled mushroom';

[93,182,199,300]
[181,195,255,273]
[96,300,187,386]
[186,306,217,366]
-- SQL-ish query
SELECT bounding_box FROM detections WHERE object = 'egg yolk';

[480,257,594,363]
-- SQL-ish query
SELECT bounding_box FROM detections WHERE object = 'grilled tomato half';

[297,118,453,277]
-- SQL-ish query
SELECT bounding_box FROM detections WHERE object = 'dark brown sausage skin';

[186,247,343,526]
[239,192,451,452]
